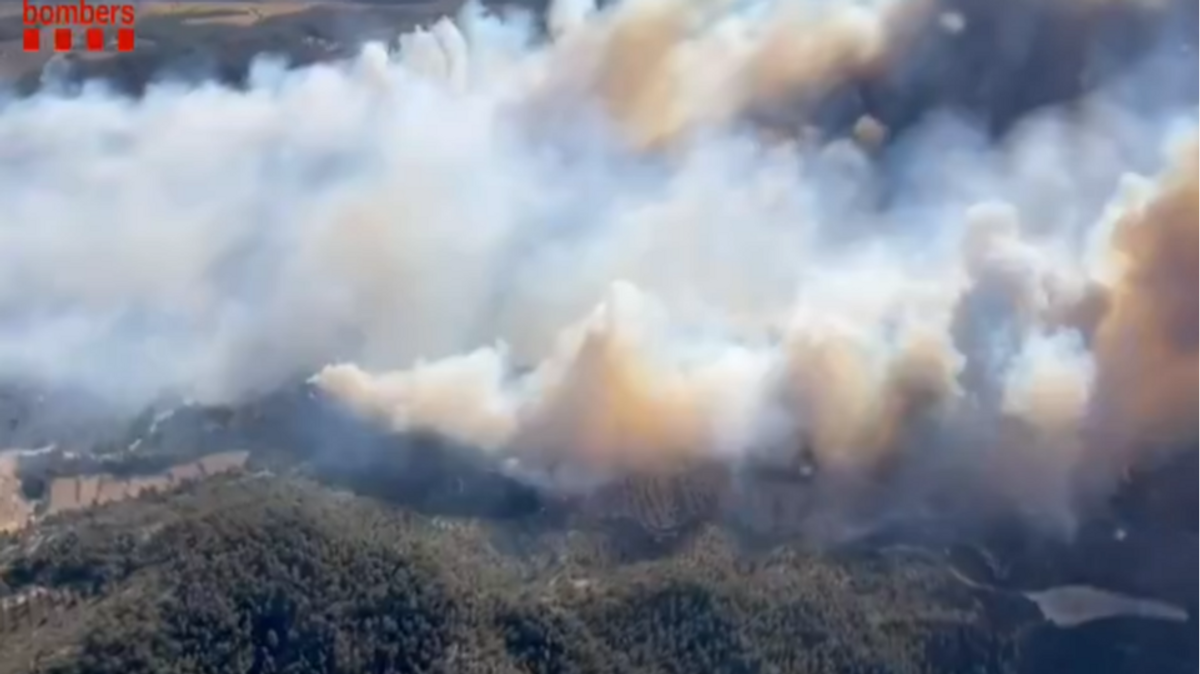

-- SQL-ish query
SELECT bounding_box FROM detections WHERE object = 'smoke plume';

[0,0,1195,533]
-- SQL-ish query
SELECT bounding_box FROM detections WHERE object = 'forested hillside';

[0,475,1193,674]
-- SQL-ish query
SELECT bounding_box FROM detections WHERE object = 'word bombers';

[22,0,137,53]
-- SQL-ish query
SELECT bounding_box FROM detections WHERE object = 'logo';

[22,0,137,53]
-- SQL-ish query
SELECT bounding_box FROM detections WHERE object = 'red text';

[23,0,136,27]
[21,0,137,52]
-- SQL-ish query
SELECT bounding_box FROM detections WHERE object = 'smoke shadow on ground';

[8,380,1197,574]
[208,384,555,521]
[2,381,548,524]
[163,388,740,561]
[1018,614,1198,674]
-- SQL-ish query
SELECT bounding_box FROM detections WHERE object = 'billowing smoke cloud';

[0,0,1195,533]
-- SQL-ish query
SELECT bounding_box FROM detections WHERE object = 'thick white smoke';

[0,0,1195,531]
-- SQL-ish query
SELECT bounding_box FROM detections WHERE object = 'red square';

[116,28,134,52]
[85,28,104,52]
[53,28,71,52]
[22,28,39,53]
